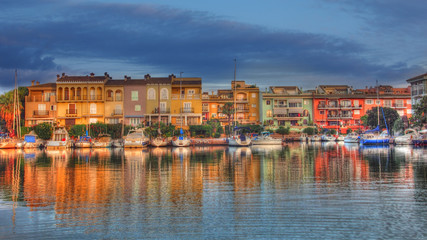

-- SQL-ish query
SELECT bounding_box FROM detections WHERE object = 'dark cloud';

[0,0,424,90]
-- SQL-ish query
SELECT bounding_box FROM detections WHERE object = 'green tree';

[302,127,315,135]
[221,102,235,136]
[365,107,400,130]
[392,117,404,135]
[410,96,427,128]
[276,126,290,135]
[34,123,53,140]
[0,87,28,135]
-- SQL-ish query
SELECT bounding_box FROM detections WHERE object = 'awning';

[288,109,303,114]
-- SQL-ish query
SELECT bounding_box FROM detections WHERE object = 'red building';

[313,85,411,133]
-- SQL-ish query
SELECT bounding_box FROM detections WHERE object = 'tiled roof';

[146,77,171,84]
[406,73,427,82]
[57,75,108,82]
[106,80,126,85]
[28,82,56,88]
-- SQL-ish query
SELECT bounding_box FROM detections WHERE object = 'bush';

[346,128,353,134]
[330,129,337,135]
[276,126,290,135]
[34,123,53,140]
[68,124,87,138]
[302,127,315,135]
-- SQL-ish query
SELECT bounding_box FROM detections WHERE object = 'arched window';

[64,87,69,100]
[90,103,97,114]
[90,88,95,100]
[148,88,156,100]
[160,88,168,100]
[115,90,122,101]
[266,110,272,118]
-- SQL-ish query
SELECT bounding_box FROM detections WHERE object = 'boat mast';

[234,59,237,127]
[376,80,380,127]
[180,72,183,130]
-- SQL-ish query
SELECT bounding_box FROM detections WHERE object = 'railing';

[106,97,113,102]
[111,109,123,116]
[97,96,102,100]
[393,103,406,108]
[116,96,122,101]
[202,107,209,112]
[236,107,250,112]
[318,104,362,109]
[33,110,49,116]
[152,108,170,114]
[273,104,288,108]
[327,114,352,119]
[66,109,77,117]
[235,98,248,102]
[180,107,194,113]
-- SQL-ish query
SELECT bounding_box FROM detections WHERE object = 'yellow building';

[56,73,109,126]
[104,79,124,124]
[145,75,172,125]
[170,75,203,129]
[232,81,260,124]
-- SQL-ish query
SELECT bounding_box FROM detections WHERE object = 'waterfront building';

[406,73,427,105]
[145,74,173,125]
[202,81,260,125]
[261,86,313,130]
[24,81,57,127]
[122,76,146,126]
[104,78,124,125]
[313,85,411,133]
[202,90,234,126]
[56,73,109,126]
[170,75,203,129]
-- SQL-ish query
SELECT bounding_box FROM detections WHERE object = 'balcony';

[235,98,248,103]
[111,109,123,116]
[318,103,362,109]
[318,104,339,109]
[393,103,406,108]
[106,97,114,102]
[152,108,170,114]
[33,110,49,117]
[273,114,303,120]
[273,104,288,108]
[66,109,77,117]
[202,107,209,112]
[327,114,353,119]
[26,96,53,102]
[180,107,194,113]
[236,107,250,112]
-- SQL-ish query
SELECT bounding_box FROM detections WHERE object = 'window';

[252,113,256,117]
[51,105,56,111]
[375,100,381,105]
[38,104,46,111]
[109,118,119,124]
[212,104,216,108]
[397,110,404,116]
[135,105,141,111]
[266,100,271,105]
[252,93,256,98]
[384,100,392,107]
[354,110,360,115]
[304,100,308,105]
[252,104,256,108]
[406,99,411,104]
[90,103,97,114]
[212,113,217,118]
[89,118,98,124]
[266,110,272,117]
[354,100,359,106]
[160,88,168,99]
[320,111,324,115]
[188,89,195,95]
[183,102,192,113]
[366,99,373,105]
[129,118,141,126]
[131,91,139,101]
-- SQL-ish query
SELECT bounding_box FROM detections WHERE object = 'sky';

[1,0,426,93]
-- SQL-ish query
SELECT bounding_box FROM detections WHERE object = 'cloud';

[0,0,424,90]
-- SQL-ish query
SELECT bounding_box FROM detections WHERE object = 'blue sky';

[1,0,426,92]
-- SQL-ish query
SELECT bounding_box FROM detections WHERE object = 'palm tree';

[221,102,235,136]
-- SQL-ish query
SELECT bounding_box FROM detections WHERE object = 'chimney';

[144,74,151,80]
[31,80,35,86]
[124,75,127,82]
[36,81,40,85]
[56,74,60,80]
[90,72,95,77]
[62,73,65,77]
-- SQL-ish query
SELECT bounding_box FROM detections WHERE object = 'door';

[160,102,166,113]
[68,104,76,114]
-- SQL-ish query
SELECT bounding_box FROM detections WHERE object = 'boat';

[360,129,390,145]
[172,128,191,147]
[251,131,282,145]
[321,134,336,142]
[111,139,123,148]
[151,136,169,147]
[123,128,149,148]
[228,127,251,146]
[75,135,93,148]
[335,135,345,141]
[413,129,427,146]
[310,135,321,142]
[92,134,112,148]
[0,133,17,149]
[394,129,418,145]
[300,133,309,143]
[22,131,44,148]
[46,127,73,149]
[344,132,360,143]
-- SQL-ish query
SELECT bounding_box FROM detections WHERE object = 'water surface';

[0,143,426,239]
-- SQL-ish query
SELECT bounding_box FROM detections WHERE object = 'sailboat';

[1,70,21,149]
[172,72,191,147]
[360,81,390,145]
[251,131,282,145]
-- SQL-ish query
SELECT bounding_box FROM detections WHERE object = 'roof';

[57,75,108,83]
[406,73,427,82]
[146,77,171,84]
[122,79,146,86]
[172,80,201,85]
[105,80,126,86]
[28,82,56,88]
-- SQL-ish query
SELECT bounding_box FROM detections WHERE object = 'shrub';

[302,127,315,135]
[276,126,290,135]
[34,123,53,140]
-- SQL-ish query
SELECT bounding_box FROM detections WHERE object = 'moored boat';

[321,134,336,142]
[123,128,149,148]
[251,131,282,145]
[360,130,390,145]
[344,132,360,143]
[228,127,251,147]
[151,136,169,147]
[310,135,321,142]
[22,131,44,148]
[413,129,427,145]
[46,127,73,149]
[92,134,112,148]
[75,135,93,148]
[394,129,418,145]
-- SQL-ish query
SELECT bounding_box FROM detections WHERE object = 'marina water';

[0,143,426,239]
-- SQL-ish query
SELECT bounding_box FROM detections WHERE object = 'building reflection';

[0,144,425,229]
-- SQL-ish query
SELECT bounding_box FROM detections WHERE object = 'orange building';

[313,85,411,133]
[24,81,57,127]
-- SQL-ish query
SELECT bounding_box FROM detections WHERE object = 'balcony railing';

[393,103,406,108]
[152,108,170,114]
[318,104,362,109]
[111,109,123,116]
[180,107,194,113]
[66,109,77,117]
[273,104,288,108]
[327,114,353,119]
[106,97,113,102]
[236,107,250,112]
[235,98,248,102]
[33,110,49,116]
[202,107,209,112]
